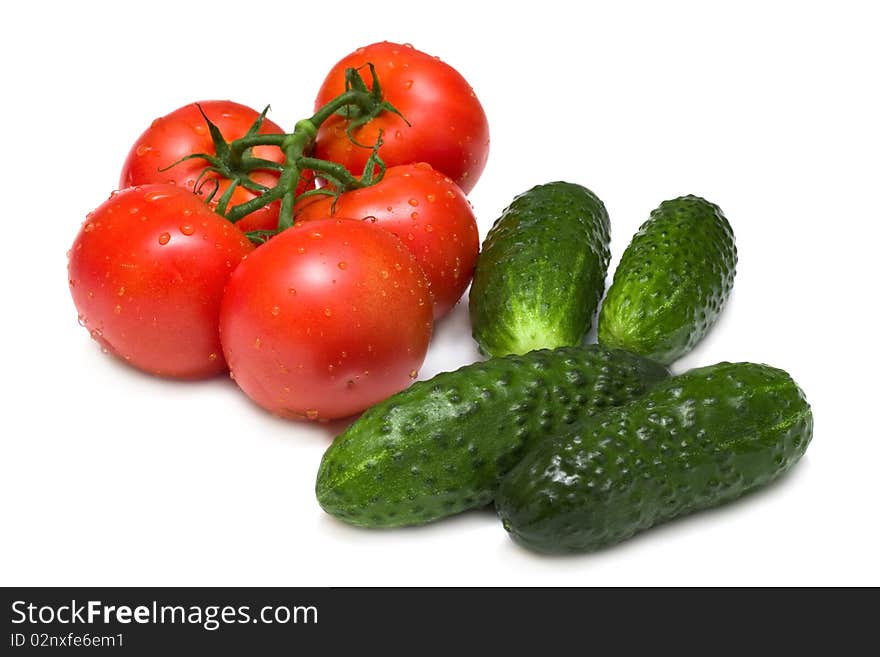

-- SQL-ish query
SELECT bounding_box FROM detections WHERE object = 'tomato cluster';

[67,42,489,421]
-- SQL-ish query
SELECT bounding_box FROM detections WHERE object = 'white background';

[2,0,878,586]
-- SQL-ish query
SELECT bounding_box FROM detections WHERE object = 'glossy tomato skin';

[295,163,479,319]
[68,184,254,379]
[314,42,490,194]
[219,218,432,420]
[119,100,289,232]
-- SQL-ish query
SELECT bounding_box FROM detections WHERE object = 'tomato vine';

[171,64,404,243]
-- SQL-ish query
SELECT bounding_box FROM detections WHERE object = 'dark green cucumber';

[316,346,669,528]
[598,195,736,364]
[496,362,812,553]
[469,182,611,357]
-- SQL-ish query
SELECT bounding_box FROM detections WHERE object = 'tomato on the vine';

[295,163,479,319]
[219,218,432,420]
[68,184,254,379]
[313,42,490,194]
[119,100,294,232]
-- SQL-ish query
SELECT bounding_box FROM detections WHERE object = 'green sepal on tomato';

[68,184,254,379]
[119,100,311,233]
[219,218,433,421]
[295,163,479,319]
[313,42,490,194]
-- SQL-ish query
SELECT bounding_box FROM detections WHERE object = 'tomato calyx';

[326,64,410,147]
[161,104,286,219]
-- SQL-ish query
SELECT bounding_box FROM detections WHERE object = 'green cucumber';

[469,182,611,357]
[495,362,812,553]
[316,345,669,528]
[598,195,736,364]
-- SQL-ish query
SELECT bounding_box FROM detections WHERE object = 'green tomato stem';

[221,67,394,231]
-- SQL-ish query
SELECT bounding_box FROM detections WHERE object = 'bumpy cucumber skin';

[496,362,813,553]
[469,182,611,357]
[316,346,669,528]
[598,195,736,365]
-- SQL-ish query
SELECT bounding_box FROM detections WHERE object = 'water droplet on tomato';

[406,232,415,241]
[394,130,402,140]
[129,206,139,214]
[297,247,306,254]
[114,304,122,314]
[288,288,297,295]
[270,305,280,317]
[408,198,419,207]
[394,263,402,271]
[77,314,87,327]
[254,337,262,349]
[89,328,103,340]
[83,222,96,233]
[323,308,333,317]
[364,216,378,223]
[305,409,319,421]
[404,79,413,89]
[145,190,172,202]
[193,124,207,135]
[158,232,171,245]
[380,270,389,279]
[409,369,418,379]
[425,224,434,233]
[208,352,218,362]
[117,286,125,296]
[426,193,436,203]
[410,212,419,221]
[179,223,195,236]
[182,207,193,217]
[309,230,323,239]
[135,144,152,156]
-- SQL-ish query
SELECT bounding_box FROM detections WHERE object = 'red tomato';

[313,42,490,194]
[119,100,290,232]
[68,184,254,379]
[219,218,432,420]
[295,163,479,319]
